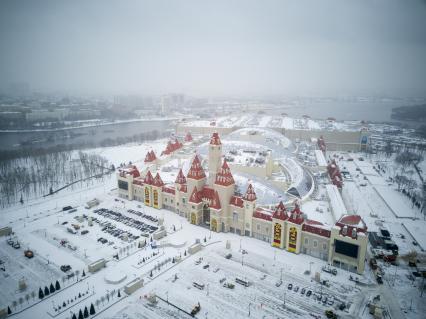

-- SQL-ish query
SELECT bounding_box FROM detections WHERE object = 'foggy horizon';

[1,0,426,97]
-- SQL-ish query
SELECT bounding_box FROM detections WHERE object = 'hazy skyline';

[1,0,426,97]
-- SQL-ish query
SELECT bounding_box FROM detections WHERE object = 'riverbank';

[0,116,182,133]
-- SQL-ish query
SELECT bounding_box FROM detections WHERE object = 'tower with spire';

[151,172,164,209]
[174,168,187,216]
[213,159,235,232]
[242,183,257,236]
[208,132,222,185]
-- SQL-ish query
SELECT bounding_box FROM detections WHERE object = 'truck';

[192,282,205,290]
[191,303,201,316]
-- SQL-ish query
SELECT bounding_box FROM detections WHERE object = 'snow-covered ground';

[182,114,366,132]
[1,124,426,319]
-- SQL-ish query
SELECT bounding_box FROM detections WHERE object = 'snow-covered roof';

[335,214,367,239]
[325,184,348,220]
[118,165,140,178]
[315,149,327,167]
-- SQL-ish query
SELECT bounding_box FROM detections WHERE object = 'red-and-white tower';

[208,132,222,185]
[214,159,235,231]
[242,183,257,236]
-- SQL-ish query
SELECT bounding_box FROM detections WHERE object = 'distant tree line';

[391,104,426,122]
[0,129,167,162]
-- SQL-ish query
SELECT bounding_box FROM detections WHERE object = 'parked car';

[370,258,378,270]
[60,265,72,272]
[223,282,235,289]
[306,290,312,297]
[287,283,293,290]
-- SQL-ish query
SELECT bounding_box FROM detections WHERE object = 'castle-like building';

[117,132,368,274]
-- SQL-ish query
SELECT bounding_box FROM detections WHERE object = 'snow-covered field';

[183,115,364,132]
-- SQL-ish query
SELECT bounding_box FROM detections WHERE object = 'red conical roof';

[185,131,193,142]
[210,190,222,210]
[273,201,288,220]
[189,186,202,204]
[288,202,304,224]
[210,132,221,145]
[215,159,234,186]
[243,183,256,201]
[127,165,140,178]
[144,150,157,163]
[175,168,187,184]
[144,170,154,185]
[187,155,206,180]
[153,172,164,187]
[161,138,183,156]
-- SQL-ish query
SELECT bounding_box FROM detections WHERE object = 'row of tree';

[71,303,96,319]
[38,280,61,299]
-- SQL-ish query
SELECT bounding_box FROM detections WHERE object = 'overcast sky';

[1,0,426,97]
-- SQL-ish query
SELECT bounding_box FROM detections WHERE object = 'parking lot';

[93,208,159,240]
[115,241,363,319]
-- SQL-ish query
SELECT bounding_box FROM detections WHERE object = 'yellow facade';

[144,187,150,206]
[153,189,159,208]
[211,218,218,232]
[191,212,197,225]
[287,226,298,253]
[272,223,282,248]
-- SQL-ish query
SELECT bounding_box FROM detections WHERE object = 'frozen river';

[0,119,174,151]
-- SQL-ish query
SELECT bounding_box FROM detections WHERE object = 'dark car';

[62,206,73,211]
[306,290,312,297]
[60,265,72,272]
[287,283,293,290]
[301,288,306,295]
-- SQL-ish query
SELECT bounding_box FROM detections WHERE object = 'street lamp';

[309,261,314,275]
[248,302,252,316]
[283,291,286,309]
[165,291,169,304]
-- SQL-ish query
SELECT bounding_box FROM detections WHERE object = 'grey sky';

[1,0,426,96]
